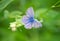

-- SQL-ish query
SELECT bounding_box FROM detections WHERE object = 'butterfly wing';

[26,7,34,17]
[25,22,32,29]
[22,15,29,25]
[32,20,42,28]
[22,15,32,29]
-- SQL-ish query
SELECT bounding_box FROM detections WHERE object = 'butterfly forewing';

[26,7,34,17]
[22,15,29,25]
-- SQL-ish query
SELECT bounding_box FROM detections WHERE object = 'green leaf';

[5,0,20,11]
[4,10,9,19]
[0,0,13,12]
[9,11,22,18]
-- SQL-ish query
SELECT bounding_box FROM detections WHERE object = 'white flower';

[10,22,16,31]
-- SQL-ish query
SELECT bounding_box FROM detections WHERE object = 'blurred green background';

[0,0,60,41]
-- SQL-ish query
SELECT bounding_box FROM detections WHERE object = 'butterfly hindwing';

[32,20,42,28]
[25,22,32,29]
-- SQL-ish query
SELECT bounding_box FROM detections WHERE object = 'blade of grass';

[0,0,13,12]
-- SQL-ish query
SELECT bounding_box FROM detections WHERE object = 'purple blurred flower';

[22,7,42,29]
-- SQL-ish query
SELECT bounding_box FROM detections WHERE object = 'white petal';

[25,23,32,29]
[10,22,16,28]
[11,27,16,31]
[32,20,42,28]
[26,7,34,17]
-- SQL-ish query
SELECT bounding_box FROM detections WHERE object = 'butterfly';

[22,7,42,29]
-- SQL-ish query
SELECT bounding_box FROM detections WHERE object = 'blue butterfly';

[22,7,42,29]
